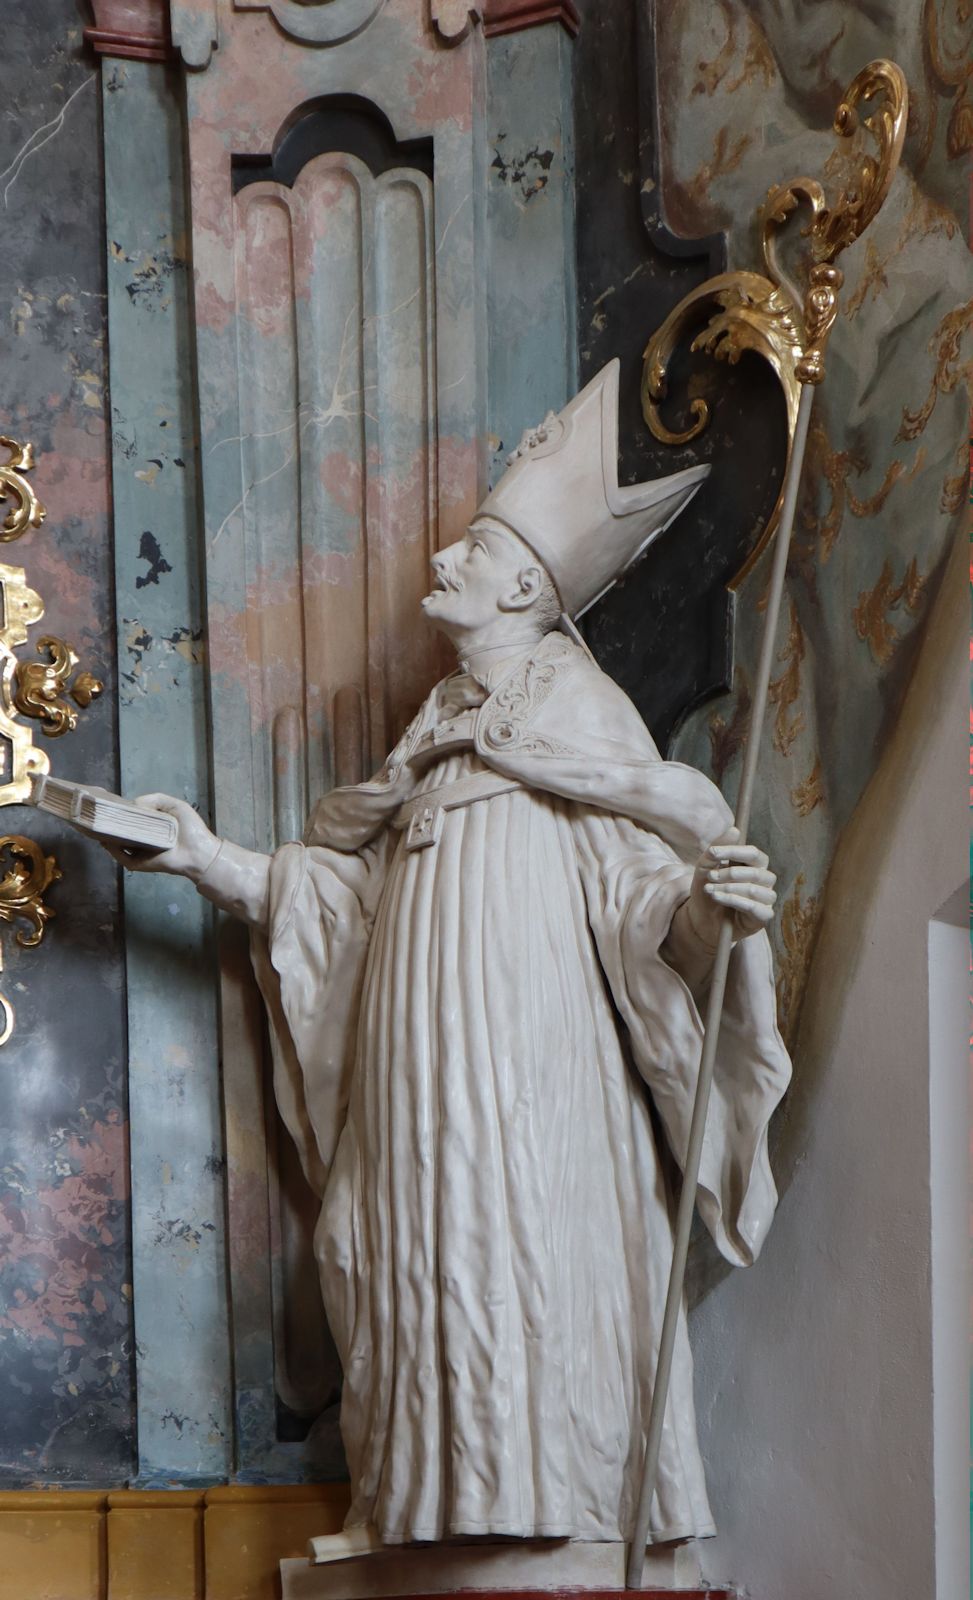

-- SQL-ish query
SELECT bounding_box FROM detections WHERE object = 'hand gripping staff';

[626,60,908,1590]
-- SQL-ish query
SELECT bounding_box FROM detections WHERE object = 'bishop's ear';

[499,563,545,613]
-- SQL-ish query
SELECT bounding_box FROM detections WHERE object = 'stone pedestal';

[280,1539,709,1597]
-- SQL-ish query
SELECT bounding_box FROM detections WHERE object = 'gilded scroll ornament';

[0,437,46,542]
[0,445,104,804]
[0,834,60,946]
[0,833,61,1045]
[14,636,105,737]
[0,435,102,1042]
[760,60,908,285]
[642,59,908,582]
[0,563,51,804]
[0,561,44,653]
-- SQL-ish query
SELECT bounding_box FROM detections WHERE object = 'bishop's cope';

[110,361,792,1556]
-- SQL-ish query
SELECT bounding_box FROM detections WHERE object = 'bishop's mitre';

[478,358,710,619]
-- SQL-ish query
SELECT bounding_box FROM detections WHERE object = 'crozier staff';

[101,361,790,1559]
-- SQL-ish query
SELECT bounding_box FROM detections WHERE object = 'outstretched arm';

[102,793,270,928]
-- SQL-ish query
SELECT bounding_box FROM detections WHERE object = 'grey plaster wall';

[0,0,134,1485]
[694,530,967,1600]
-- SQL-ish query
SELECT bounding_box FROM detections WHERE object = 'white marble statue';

[106,361,791,1554]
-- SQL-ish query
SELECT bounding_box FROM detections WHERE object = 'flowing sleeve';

[574,808,791,1268]
[249,833,392,1198]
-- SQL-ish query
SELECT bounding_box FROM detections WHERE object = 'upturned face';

[421,518,540,635]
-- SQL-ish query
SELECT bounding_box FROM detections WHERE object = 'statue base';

[280,1538,715,1597]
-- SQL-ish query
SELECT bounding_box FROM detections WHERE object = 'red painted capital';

[84,0,173,62]
[482,0,581,39]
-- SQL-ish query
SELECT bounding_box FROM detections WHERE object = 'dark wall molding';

[572,0,787,751]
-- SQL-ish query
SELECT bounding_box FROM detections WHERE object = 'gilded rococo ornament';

[0,437,46,542]
[0,437,104,1042]
[0,563,52,803]
[642,58,908,586]
[14,636,104,737]
[0,835,61,1045]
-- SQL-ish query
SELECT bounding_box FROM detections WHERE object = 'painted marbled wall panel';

[230,149,440,1473]
[101,57,230,1485]
[178,0,486,857]
[173,0,496,1479]
[86,0,583,1481]
[648,0,971,1058]
[234,153,438,829]
[485,22,578,481]
[0,0,133,1483]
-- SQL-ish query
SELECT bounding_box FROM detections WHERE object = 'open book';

[29,775,177,851]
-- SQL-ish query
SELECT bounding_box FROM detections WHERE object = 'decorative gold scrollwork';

[642,59,908,585]
[0,444,104,806]
[0,562,45,651]
[760,59,909,283]
[0,434,103,1043]
[0,437,46,542]
[0,833,61,1044]
[641,271,803,584]
[794,263,844,387]
[14,636,104,737]
[0,564,52,803]
[0,834,60,947]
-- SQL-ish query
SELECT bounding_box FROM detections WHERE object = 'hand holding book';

[30,777,221,880]
[98,791,222,880]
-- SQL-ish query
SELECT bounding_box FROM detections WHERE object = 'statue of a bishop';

[109,361,791,1553]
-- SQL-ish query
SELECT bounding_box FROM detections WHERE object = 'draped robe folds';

[248,632,791,1545]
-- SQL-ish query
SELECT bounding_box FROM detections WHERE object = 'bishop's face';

[421,518,537,635]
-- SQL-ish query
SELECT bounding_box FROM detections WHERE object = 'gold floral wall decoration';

[791,755,825,818]
[707,668,752,784]
[767,599,806,758]
[895,296,973,442]
[852,556,926,666]
[775,871,822,1047]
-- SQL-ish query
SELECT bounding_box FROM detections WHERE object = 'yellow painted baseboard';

[0,1483,350,1600]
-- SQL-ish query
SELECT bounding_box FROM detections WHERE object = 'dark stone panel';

[0,0,135,1485]
[573,0,788,751]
